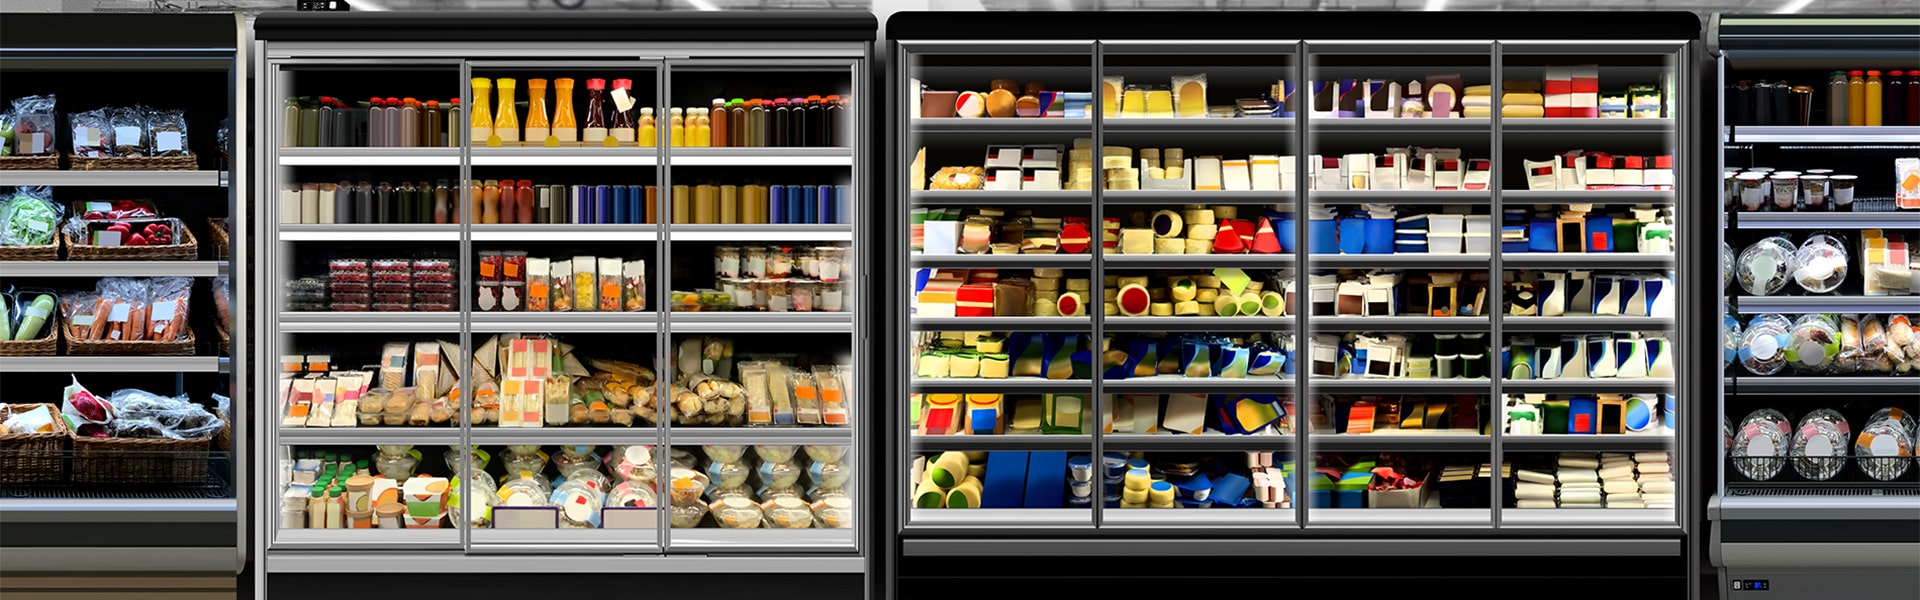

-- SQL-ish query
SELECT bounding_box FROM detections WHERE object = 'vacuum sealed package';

[0,186,62,248]
[10,94,57,156]
[1720,241,1734,292]
[146,277,192,341]
[109,106,148,156]
[1738,313,1792,376]
[69,107,112,157]
[146,107,190,157]
[1736,236,1795,296]
[1790,233,1848,294]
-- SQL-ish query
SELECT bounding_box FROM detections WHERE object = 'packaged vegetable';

[69,107,112,157]
[0,186,62,247]
[95,277,151,342]
[61,376,115,438]
[598,257,622,312]
[12,292,55,341]
[146,277,191,341]
[10,95,56,156]
[108,106,147,157]
[212,275,231,335]
[59,290,100,340]
[623,259,646,312]
[146,107,189,157]
[0,291,10,340]
[104,388,222,440]
[0,112,14,156]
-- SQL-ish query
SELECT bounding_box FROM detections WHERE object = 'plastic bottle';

[749,99,767,147]
[788,97,809,149]
[499,179,518,224]
[416,181,434,223]
[355,181,373,224]
[517,180,535,224]
[1865,71,1884,126]
[1910,71,1920,126]
[397,181,417,224]
[424,100,443,148]
[482,179,501,224]
[583,79,609,143]
[399,98,419,147]
[470,79,494,145]
[1848,70,1866,126]
[326,486,344,529]
[637,107,656,147]
[826,95,844,147]
[353,100,372,146]
[807,95,827,147]
[1889,71,1908,127]
[433,179,451,224]
[446,98,462,147]
[610,79,637,143]
[554,78,578,143]
[710,98,729,147]
[316,96,336,146]
[525,78,551,143]
[1827,71,1848,126]
[493,78,519,143]
[382,98,402,147]
[729,99,747,147]
[331,98,353,147]
[283,98,301,147]
[468,179,482,224]
[668,107,685,147]
[374,182,393,224]
[773,98,790,147]
[697,108,715,147]
[307,486,326,529]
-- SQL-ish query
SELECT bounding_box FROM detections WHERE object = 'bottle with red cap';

[447,98,461,147]
[368,97,386,147]
[400,98,419,147]
[609,78,637,143]
[1885,70,1906,126]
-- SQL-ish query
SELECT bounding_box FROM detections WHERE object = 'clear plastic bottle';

[525,78,551,143]
[749,99,767,147]
[382,98,402,147]
[433,179,451,224]
[283,97,301,147]
[1865,70,1884,126]
[482,179,501,224]
[300,98,320,148]
[470,78,494,145]
[583,79,608,143]
[553,78,578,143]
[668,107,685,147]
[637,107,657,147]
[325,486,345,529]
[399,98,419,147]
[1827,71,1850,126]
[516,179,535,224]
[826,95,844,147]
[316,96,336,147]
[1847,70,1866,126]
[710,98,729,147]
[499,179,518,225]
[492,78,519,144]
[306,485,327,529]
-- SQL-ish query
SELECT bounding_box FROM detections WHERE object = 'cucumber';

[14,294,53,341]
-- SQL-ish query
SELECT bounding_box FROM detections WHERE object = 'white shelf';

[1501,253,1673,269]
[669,427,853,446]
[0,170,224,187]
[912,190,1092,205]
[469,427,662,445]
[912,434,1092,451]
[470,145,658,166]
[1108,117,1295,131]
[669,529,856,551]
[471,311,659,333]
[0,260,225,277]
[1102,508,1296,527]
[1103,316,1293,332]
[1313,254,1490,268]
[1103,190,1295,205]
[277,147,461,166]
[1501,508,1676,527]
[1308,508,1492,527]
[1501,190,1674,204]
[276,427,461,445]
[471,224,661,242]
[279,311,460,333]
[666,147,853,166]
[669,311,853,333]
[1309,190,1490,205]
[278,224,460,242]
[272,529,460,551]
[1732,212,1920,230]
[1729,125,1920,144]
[668,225,851,241]
[0,356,223,373]
[1734,295,1920,313]
[911,254,1090,268]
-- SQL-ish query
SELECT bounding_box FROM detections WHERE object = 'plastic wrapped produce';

[1724,315,1743,369]
[1856,408,1915,481]
[1724,414,1735,453]
[1785,313,1842,374]
[1736,236,1796,296]
[1739,314,1793,376]
[1793,408,1852,481]
[1732,408,1791,481]
[1790,234,1848,294]
[1721,241,1734,292]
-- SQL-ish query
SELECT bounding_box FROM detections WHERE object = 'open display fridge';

[886,12,1705,587]
[252,11,871,582]
[0,13,247,576]
[1709,15,1920,599]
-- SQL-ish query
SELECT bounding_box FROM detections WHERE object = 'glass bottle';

[354,181,373,224]
[417,181,434,224]
[749,99,768,147]
[525,78,551,143]
[826,95,844,147]
[433,179,451,224]
[369,182,390,224]
[710,98,729,148]
[729,99,747,147]
[808,95,828,147]
[396,181,416,224]
[1910,72,1920,126]
[493,78,520,143]
[1890,71,1908,127]
[610,78,637,143]
[1827,71,1848,126]
[773,98,790,147]
[298,98,319,148]
[554,78,578,143]
[399,98,419,147]
[517,179,535,224]
[1865,70,1884,126]
[424,100,443,148]
[1847,70,1866,126]
[382,98,402,147]
[795,97,813,146]
[283,97,301,147]
[447,98,462,147]
[333,98,354,147]
[316,96,335,147]
[468,179,482,224]
[694,108,712,148]
[499,179,518,225]
[637,107,656,147]
[353,99,372,146]
[470,78,494,145]
[583,79,609,143]
[668,107,686,147]
[482,179,501,224]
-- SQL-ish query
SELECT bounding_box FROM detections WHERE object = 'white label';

[151,299,178,323]
[71,315,94,328]
[1746,436,1775,457]
[76,127,100,146]
[24,305,51,320]
[114,126,142,146]
[156,131,183,153]
[1796,341,1825,367]
[108,303,131,322]
[27,219,49,234]
[1807,435,1834,457]
[1869,435,1897,457]
[611,88,636,113]
[1749,334,1778,361]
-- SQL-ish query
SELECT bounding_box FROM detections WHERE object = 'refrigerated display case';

[252,11,871,582]
[886,11,1704,585]
[0,13,247,577]
[1709,15,1920,599]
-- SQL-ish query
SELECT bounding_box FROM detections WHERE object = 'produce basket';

[69,423,218,485]
[0,403,71,484]
[0,154,60,170]
[217,325,231,357]
[67,328,196,357]
[0,303,59,357]
[66,153,197,171]
[207,218,230,261]
[62,218,197,261]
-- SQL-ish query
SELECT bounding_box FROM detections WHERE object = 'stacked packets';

[1600,453,1643,508]
[1554,454,1604,508]
[1636,452,1675,509]
[1514,464,1556,509]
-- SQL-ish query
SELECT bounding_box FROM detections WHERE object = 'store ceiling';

[49,0,1920,13]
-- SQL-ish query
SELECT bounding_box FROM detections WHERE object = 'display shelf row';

[1730,212,1920,230]
[908,190,1674,206]
[910,434,1672,453]
[908,316,1673,333]
[0,260,229,278]
[1723,376,1920,394]
[0,170,228,188]
[910,254,1669,269]
[275,311,855,333]
[273,146,853,167]
[276,426,853,446]
[276,224,852,243]
[1723,125,1920,144]
[910,118,1676,134]
[1732,296,1919,313]
[903,507,1677,529]
[908,378,1673,393]
[0,356,230,373]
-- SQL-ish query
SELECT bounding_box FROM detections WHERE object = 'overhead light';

[1425,0,1447,11]
[1775,0,1817,13]
[344,0,390,11]
[686,0,722,10]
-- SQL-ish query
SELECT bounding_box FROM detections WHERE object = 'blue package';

[594,185,612,225]
[612,186,630,224]
[572,185,593,224]
[1529,218,1557,253]
[768,185,785,224]
[835,185,850,224]
[816,185,833,225]
[802,185,819,224]
[628,185,644,224]
[790,186,807,225]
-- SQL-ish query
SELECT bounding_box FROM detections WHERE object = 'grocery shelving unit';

[1709,15,1920,599]
[252,12,871,588]
[0,13,247,577]
[886,14,1702,587]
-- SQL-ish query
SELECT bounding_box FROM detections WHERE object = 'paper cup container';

[404,512,445,529]
[346,509,375,529]
[1069,479,1093,498]
[1067,455,1094,481]
[1309,218,1339,254]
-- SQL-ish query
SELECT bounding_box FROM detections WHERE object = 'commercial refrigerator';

[1709,14,1920,599]
[886,11,1706,591]
[251,11,872,592]
[0,12,248,578]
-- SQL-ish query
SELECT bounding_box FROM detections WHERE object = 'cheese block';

[1503,92,1544,106]
[1120,228,1154,254]
[1152,210,1184,238]
[914,479,946,508]
[1031,298,1059,317]
[1149,238,1183,254]
[1214,294,1242,317]
[1193,157,1224,191]
[1102,147,1135,169]
[1183,239,1212,255]
[1057,292,1085,317]
[1261,291,1286,316]
[1066,278,1090,292]
[1238,292,1262,317]
[955,92,986,118]
[1463,106,1493,118]
[1502,104,1546,118]
[1117,284,1152,316]
[981,354,1010,378]
[929,452,970,488]
[1034,268,1066,279]
[945,477,984,508]
[1171,277,1198,301]
[1222,160,1253,191]
[1140,148,1162,169]
[1122,88,1147,118]
[1149,302,1174,316]
[986,89,1018,118]
[1463,84,1493,97]
[1145,89,1174,118]
[1186,223,1219,242]
[1182,208,1216,227]
[1103,76,1124,117]
[1195,287,1219,303]
[1174,74,1208,118]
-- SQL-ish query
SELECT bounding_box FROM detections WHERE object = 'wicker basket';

[0,236,60,262]
[69,422,218,485]
[66,153,197,171]
[0,403,71,484]
[0,154,59,170]
[208,218,231,261]
[68,328,196,357]
[62,220,198,261]
[217,326,231,357]
[0,310,58,357]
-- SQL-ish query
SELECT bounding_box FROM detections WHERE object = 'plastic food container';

[1739,314,1793,376]
[702,445,747,464]
[1733,409,1792,481]
[804,445,848,463]
[1856,416,1915,481]
[813,497,852,529]
[1790,233,1848,294]
[1721,241,1734,291]
[759,460,802,489]
[1736,237,1795,296]
[764,497,814,529]
[753,445,798,463]
[706,459,751,489]
[1786,313,1842,374]
[669,502,708,528]
[1792,408,1851,481]
[810,460,850,489]
[711,497,764,528]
